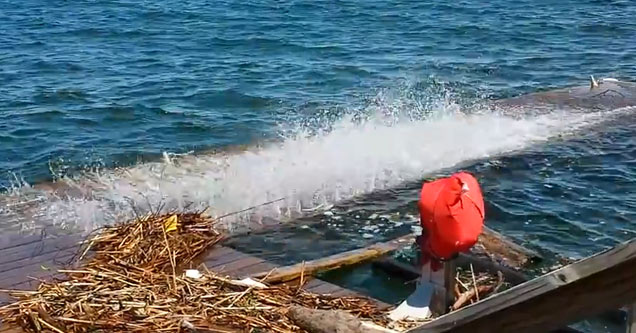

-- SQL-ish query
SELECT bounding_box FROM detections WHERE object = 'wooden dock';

[0,231,387,333]
[5,224,628,333]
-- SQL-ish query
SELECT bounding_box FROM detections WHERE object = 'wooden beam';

[250,224,540,285]
[477,226,542,267]
[408,237,636,333]
[251,234,414,283]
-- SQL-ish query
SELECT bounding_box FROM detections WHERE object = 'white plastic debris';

[185,269,203,280]
[232,278,268,289]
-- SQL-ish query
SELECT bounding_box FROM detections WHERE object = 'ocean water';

[1,0,636,330]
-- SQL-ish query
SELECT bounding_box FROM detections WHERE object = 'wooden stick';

[298,261,306,293]
[470,264,479,301]
[37,318,66,333]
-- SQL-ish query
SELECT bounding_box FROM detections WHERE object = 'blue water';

[2,0,636,183]
[1,1,636,330]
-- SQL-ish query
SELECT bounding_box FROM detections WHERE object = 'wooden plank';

[477,226,542,267]
[252,234,414,283]
[0,256,74,288]
[0,236,393,333]
[231,261,277,278]
[409,237,636,333]
[0,246,77,283]
[201,246,236,262]
[212,256,265,276]
[0,234,82,267]
[442,261,456,312]
[302,279,326,291]
[202,247,248,268]
[0,233,48,252]
[306,281,346,295]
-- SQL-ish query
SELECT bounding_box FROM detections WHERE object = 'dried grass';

[0,212,387,332]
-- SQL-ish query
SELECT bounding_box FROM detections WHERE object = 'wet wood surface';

[251,234,415,284]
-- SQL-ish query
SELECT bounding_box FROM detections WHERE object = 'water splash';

[1,102,613,234]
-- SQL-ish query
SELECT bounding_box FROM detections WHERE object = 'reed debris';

[0,212,387,332]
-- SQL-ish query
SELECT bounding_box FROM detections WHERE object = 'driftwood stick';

[452,271,503,311]
[452,284,494,311]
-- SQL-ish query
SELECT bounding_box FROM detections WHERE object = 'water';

[1,1,636,331]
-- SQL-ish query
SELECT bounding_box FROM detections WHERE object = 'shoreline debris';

[0,212,387,332]
[0,211,517,332]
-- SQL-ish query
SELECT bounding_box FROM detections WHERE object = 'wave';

[1,96,619,234]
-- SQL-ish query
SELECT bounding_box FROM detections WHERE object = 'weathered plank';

[307,280,349,296]
[0,250,77,288]
[0,234,83,266]
[212,255,265,275]
[409,237,636,333]
[477,226,542,267]
[231,261,277,277]
[0,233,48,252]
[251,234,414,283]
[203,247,248,268]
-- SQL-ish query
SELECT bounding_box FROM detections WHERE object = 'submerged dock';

[2,222,634,333]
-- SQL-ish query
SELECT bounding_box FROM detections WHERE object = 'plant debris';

[452,267,507,311]
[0,212,388,332]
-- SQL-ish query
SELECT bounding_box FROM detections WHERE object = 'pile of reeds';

[0,212,387,332]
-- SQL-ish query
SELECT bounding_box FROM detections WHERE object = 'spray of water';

[0,87,619,234]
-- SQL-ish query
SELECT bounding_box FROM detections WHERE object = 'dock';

[3,223,633,333]
[0,231,388,333]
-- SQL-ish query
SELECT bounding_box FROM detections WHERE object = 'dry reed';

[0,212,387,333]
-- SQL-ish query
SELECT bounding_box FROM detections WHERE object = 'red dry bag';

[418,172,485,264]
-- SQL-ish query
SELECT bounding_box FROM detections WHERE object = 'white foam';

[1,103,618,234]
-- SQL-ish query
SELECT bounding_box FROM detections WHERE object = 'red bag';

[418,172,485,264]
